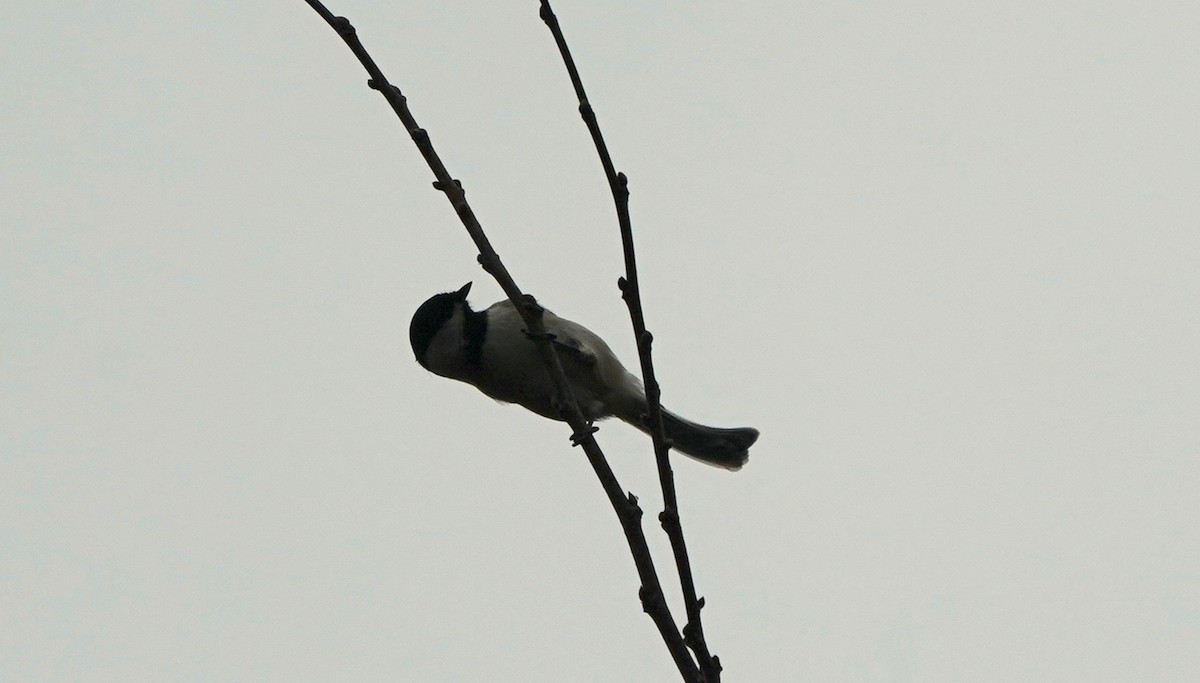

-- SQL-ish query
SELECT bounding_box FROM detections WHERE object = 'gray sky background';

[3,2,1198,681]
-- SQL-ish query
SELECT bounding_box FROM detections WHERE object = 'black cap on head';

[409,283,472,368]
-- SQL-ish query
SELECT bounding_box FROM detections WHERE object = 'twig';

[538,2,722,681]
[302,2,699,681]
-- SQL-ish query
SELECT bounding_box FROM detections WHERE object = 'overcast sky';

[3,2,1198,681]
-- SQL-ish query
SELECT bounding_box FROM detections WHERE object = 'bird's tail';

[654,409,758,471]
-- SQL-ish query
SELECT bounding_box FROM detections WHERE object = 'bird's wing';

[541,308,644,420]
[548,319,600,368]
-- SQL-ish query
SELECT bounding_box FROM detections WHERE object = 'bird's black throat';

[460,305,487,372]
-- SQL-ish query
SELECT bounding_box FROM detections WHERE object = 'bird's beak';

[455,281,472,299]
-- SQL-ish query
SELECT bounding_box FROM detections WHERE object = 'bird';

[409,282,758,470]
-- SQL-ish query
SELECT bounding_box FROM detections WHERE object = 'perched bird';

[409,282,758,470]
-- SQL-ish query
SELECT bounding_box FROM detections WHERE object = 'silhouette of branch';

[303,2,698,680]
[538,2,722,680]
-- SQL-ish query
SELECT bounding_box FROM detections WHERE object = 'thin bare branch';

[303,2,698,680]
[538,1,722,680]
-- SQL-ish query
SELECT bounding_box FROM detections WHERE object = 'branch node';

[638,585,663,613]
[538,0,555,25]
[618,277,638,304]
[376,82,405,103]
[331,16,355,36]
[658,509,680,532]
[622,492,643,518]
